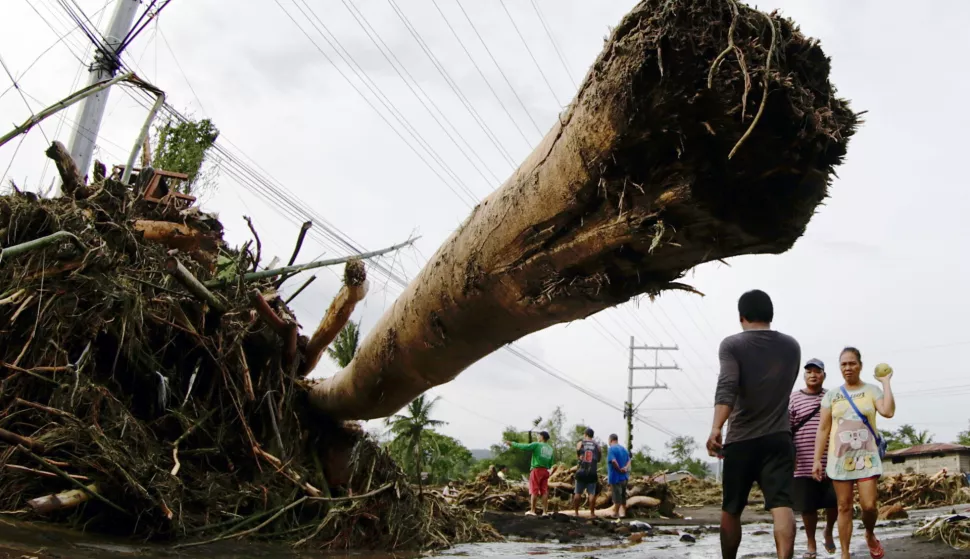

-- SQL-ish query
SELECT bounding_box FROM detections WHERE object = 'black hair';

[841,347,862,362]
[539,430,550,441]
[738,289,773,323]
[584,427,594,438]
[609,433,619,442]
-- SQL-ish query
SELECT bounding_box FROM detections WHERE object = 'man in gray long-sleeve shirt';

[706,289,800,559]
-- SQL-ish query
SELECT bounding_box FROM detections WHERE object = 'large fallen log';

[559,496,661,518]
[308,0,858,418]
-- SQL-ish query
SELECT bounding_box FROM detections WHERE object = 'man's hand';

[706,427,723,457]
[504,441,512,447]
[812,460,824,481]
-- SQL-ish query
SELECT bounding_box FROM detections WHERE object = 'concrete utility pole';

[625,336,679,451]
[64,0,141,191]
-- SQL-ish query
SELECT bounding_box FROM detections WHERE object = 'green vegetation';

[880,424,936,452]
[956,421,970,446]
[151,116,219,194]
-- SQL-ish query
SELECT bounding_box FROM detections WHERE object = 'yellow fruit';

[874,363,893,378]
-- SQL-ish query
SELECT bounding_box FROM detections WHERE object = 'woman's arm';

[875,376,895,418]
[812,406,833,480]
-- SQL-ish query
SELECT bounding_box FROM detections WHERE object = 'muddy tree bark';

[307,0,857,419]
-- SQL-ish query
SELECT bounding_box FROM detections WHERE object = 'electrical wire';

[340,0,505,185]
[385,0,518,168]
[529,0,577,89]
[428,0,539,146]
[498,0,561,106]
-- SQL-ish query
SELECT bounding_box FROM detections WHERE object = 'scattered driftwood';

[0,427,45,453]
[303,260,368,375]
[165,257,227,312]
[0,150,485,550]
[915,514,970,550]
[134,220,220,254]
[308,0,858,419]
[44,141,87,197]
[560,496,661,518]
[881,471,970,509]
[27,483,99,514]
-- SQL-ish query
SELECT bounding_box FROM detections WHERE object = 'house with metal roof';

[883,443,970,476]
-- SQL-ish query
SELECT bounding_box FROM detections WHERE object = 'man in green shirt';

[505,431,555,515]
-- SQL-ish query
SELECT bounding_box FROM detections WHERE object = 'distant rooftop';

[886,443,970,458]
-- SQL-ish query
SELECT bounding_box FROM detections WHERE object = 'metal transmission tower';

[624,336,679,451]
[64,0,141,191]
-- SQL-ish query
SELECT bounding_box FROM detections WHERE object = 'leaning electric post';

[625,336,679,451]
[64,0,141,191]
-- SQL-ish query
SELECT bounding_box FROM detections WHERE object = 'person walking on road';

[707,289,800,559]
[505,431,555,516]
[813,348,895,559]
[607,434,631,519]
[573,428,601,518]
[790,358,837,558]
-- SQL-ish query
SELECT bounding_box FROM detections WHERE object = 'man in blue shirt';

[607,434,632,518]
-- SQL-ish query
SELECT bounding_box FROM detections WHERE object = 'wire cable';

[498,0,561,106]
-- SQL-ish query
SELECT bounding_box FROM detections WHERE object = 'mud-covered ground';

[1,506,968,558]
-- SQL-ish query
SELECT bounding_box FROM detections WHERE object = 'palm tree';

[385,395,446,494]
[327,322,360,368]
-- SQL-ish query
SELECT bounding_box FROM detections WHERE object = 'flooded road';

[1,506,967,559]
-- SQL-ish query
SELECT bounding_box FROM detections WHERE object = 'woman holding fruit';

[812,348,896,559]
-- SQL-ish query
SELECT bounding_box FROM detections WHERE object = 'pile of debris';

[880,471,970,509]
[668,476,764,508]
[915,514,970,551]
[452,464,676,518]
[0,146,495,550]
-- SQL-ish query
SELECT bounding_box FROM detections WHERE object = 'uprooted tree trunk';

[308,0,858,419]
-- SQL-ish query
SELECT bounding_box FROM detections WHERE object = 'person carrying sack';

[789,358,837,559]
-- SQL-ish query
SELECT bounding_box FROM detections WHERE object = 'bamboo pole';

[0,73,135,149]
[0,231,82,261]
[204,238,415,289]
[164,257,227,312]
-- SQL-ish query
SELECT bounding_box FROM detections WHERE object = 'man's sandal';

[824,542,837,555]
[802,552,817,559]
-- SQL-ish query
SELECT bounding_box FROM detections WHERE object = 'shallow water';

[0,506,961,559]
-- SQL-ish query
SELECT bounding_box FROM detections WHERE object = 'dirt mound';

[0,167,494,550]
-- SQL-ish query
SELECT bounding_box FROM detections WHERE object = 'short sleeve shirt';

[821,383,884,481]
[607,445,631,485]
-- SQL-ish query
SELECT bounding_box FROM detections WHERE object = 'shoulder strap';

[792,404,821,433]
[840,386,878,440]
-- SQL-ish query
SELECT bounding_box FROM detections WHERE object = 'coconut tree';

[385,395,446,493]
[327,321,360,368]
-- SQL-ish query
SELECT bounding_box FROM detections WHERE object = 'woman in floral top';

[812,348,895,559]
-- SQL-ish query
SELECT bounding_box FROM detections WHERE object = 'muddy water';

[0,507,960,559]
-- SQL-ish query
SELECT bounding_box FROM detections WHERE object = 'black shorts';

[792,477,837,512]
[722,431,795,515]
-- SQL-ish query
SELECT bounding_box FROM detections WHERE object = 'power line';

[0,53,51,145]
[289,0,482,202]
[452,0,545,139]
[269,0,477,208]
[498,0,561,107]
[428,0,539,147]
[529,0,578,90]
[336,0,503,187]
[385,0,518,168]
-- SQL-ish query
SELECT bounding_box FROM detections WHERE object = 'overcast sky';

[3,0,970,458]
